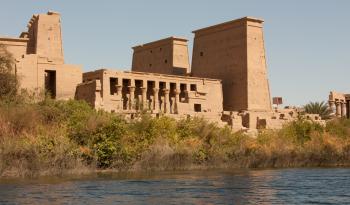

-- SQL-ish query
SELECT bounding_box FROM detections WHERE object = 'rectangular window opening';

[190,84,197,91]
[110,77,118,95]
[194,104,201,112]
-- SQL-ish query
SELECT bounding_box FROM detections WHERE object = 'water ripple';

[0,168,349,204]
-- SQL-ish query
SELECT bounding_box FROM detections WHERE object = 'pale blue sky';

[1,0,349,106]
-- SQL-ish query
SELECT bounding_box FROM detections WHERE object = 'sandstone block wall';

[76,69,223,121]
[0,38,28,59]
[132,37,190,75]
[0,11,82,99]
[76,80,103,108]
[191,17,272,112]
[1,11,299,132]
[55,64,82,100]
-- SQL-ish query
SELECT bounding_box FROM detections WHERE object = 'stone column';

[116,85,122,96]
[328,100,336,115]
[336,101,341,117]
[341,102,347,117]
[153,88,159,112]
[115,85,123,110]
[163,89,170,113]
[174,89,180,114]
[184,90,190,103]
[141,87,147,110]
[129,86,135,110]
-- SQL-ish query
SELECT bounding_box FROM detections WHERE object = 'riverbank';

[1,98,350,178]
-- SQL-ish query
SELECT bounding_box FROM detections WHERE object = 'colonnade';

[111,78,192,114]
[329,100,347,117]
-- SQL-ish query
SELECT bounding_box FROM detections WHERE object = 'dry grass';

[1,98,350,178]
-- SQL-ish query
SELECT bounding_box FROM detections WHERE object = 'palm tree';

[304,101,333,120]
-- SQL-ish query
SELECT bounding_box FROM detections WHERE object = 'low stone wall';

[75,80,102,108]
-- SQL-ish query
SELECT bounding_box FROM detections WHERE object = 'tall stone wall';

[246,20,271,111]
[191,17,272,112]
[0,11,81,99]
[34,11,64,64]
[132,37,190,75]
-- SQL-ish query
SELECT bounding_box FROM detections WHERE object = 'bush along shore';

[1,97,350,178]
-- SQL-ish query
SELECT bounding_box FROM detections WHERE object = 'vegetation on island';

[1,98,350,178]
[1,44,350,178]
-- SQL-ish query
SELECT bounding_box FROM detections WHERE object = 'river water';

[0,168,349,204]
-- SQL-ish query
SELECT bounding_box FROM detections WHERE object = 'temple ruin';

[328,91,349,118]
[75,69,223,123]
[191,17,272,112]
[132,37,190,76]
[1,11,313,131]
[0,11,82,99]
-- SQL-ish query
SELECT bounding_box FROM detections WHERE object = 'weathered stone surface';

[1,11,304,131]
[76,69,223,122]
[191,17,272,112]
[132,37,190,76]
[0,11,82,100]
[328,91,350,118]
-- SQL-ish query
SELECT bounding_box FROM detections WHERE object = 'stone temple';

[328,91,349,118]
[0,11,306,131]
[0,11,82,100]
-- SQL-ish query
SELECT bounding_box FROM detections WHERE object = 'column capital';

[163,89,170,94]
[116,85,122,95]
[128,86,136,91]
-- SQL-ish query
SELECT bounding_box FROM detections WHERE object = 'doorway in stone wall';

[45,70,56,98]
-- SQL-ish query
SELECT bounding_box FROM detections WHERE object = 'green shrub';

[37,99,109,145]
[194,148,208,163]
[325,118,350,138]
[131,115,176,143]
[1,90,350,177]
[176,118,198,139]
[90,117,128,168]
[119,115,178,167]
[280,118,324,144]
